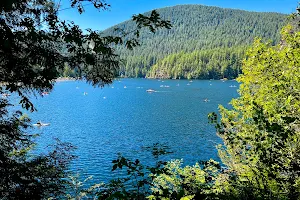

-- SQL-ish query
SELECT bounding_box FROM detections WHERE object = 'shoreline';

[55,77,76,82]
[53,77,237,82]
[116,77,236,81]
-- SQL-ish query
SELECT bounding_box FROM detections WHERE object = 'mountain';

[104,5,287,79]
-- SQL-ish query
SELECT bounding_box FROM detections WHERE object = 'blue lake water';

[28,79,239,183]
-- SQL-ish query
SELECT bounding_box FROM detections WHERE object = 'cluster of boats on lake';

[160,85,170,88]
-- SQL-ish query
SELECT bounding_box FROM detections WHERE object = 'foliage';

[96,143,172,199]
[0,100,76,198]
[148,47,246,79]
[65,173,103,200]
[209,21,300,199]
[86,144,223,200]
[149,159,221,200]
[104,5,287,78]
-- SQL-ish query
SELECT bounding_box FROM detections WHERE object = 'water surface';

[29,79,239,182]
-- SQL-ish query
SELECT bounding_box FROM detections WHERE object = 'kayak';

[33,123,50,126]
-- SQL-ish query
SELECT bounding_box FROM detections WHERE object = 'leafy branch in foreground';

[90,144,221,200]
[209,21,300,199]
[65,173,103,200]
[97,143,172,199]
[0,0,171,111]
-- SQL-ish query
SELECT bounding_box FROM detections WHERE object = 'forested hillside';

[148,47,245,79]
[104,5,287,79]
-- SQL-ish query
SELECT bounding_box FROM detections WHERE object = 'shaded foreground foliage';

[0,0,170,198]
[0,99,76,199]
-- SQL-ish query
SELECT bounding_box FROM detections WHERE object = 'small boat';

[187,83,191,86]
[42,92,49,96]
[146,89,155,93]
[111,86,114,89]
[164,85,170,88]
[33,121,50,127]
[229,85,237,88]
[124,86,127,89]
[103,97,106,99]
[160,85,164,87]
[2,93,11,98]
[83,92,88,95]
[203,98,210,102]
[76,86,79,89]
[189,80,193,83]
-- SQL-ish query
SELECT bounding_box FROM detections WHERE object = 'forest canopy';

[104,5,287,79]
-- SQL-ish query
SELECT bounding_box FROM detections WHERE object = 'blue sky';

[57,0,299,31]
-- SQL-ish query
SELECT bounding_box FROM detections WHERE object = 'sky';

[57,0,299,31]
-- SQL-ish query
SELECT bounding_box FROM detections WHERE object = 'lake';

[28,79,239,183]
